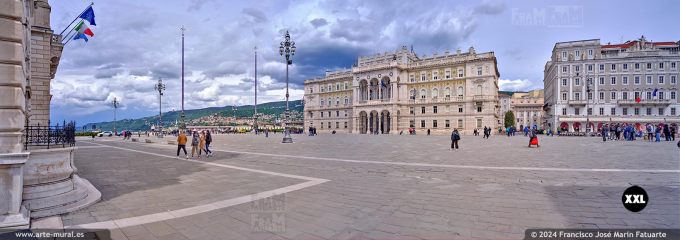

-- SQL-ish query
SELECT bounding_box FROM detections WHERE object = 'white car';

[98,131,113,137]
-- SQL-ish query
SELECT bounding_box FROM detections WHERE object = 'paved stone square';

[58,134,679,239]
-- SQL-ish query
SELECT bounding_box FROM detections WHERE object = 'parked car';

[98,131,113,137]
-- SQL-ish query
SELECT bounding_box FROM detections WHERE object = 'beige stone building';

[510,89,545,129]
[0,0,99,228]
[304,46,500,135]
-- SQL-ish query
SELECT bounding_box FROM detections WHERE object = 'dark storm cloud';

[310,18,328,28]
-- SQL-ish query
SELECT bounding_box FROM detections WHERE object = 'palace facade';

[303,46,500,135]
[544,36,680,132]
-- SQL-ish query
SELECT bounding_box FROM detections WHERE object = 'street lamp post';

[112,97,119,135]
[279,31,296,143]
[586,77,592,136]
[155,78,166,138]
[254,46,258,135]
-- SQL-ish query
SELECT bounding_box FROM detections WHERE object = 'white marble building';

[544,36,680,132]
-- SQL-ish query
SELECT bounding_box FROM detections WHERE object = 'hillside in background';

[82,100,303,131]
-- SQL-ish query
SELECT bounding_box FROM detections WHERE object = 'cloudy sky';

[49,0,680,125]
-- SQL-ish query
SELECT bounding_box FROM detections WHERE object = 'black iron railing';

[24,121,76,150]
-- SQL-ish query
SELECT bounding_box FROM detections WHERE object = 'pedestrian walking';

[199,131,206,158]
[450,129,460,149]
[601,124,608,142]
[664,125,671,141]
[528,128,539,147]
[265,128,269,138]
[204,130,213,157]
[177,130,188,159]
[655,125,662,142]
[191,131,200,158]
[427,129,431,135]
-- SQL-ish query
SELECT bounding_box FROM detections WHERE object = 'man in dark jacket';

[451,129,460,149]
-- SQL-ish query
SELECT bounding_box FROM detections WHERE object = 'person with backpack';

[191,131,200,158]
[528,128,539,148]
[450,129,460,150]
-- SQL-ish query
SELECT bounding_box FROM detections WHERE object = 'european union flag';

[653,88,658,96]
[79,6,96,26]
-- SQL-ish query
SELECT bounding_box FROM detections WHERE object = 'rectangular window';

[659,62,664,69]
[433,106,438,114]
[574,92,580,100]
[672,62,676,69]
[336,111,339,117]
[561,93,567,101]
[562,51,567,60]
[647,108,652,115]
[409,120,415,128]
[336,122,339,128]
[646,91,652,99]
[421,73,426,81]
[575,108,580,115]
[659,92,665,100]
[634,76,640,85]
[457,119,463,128]
[622,76,628,85]
[587,64,593,71]
[647,63,652,70]
[321,112,324,117]
[611,64,616,71]
[575,65,580,72]
[599,77,604,85]
[458,106,463,113]
[432,71,439,80]
[622,108,628,115]
[588,49,593,57]
[344,122,348,128]
[671,108,676,116]
[659,76,664,84]
[611,108,616,115]
[421,120,425,128]
[562,66,567,73]
[610,77,616,85]
[476,119,482,128]
[611,92,617,100]
[587,108,592,115]
[588,92,593,100]
[575,50,580,58]
[409,75,415,82]
[622,92,628,100]
[477,67,482,76]
[575,78,580,86]
[599,92,604,100]
[409,107,414,115]
[646,76,652,84]
[421,107,426,114]
[562,78,568,86]
[623,63,628,70]
[634,108,640,115]
[433,120,438,128]
[445,120,450,128]
[599,64,604,71]
[599,108,604,115]
[458,69,463,78]
[477,106,482,113]
[562,108,567,115]
[672,76,677,84]
[659,108,665,115]
[445,70,451,79]
[635,63,640,69]
[671,91,676,100]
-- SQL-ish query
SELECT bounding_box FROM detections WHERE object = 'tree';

[504,111,515,129]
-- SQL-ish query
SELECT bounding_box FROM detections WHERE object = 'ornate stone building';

[304,46,500,135]
[510,89,544,129]
[544,36,680,132]
[0,0,99,229]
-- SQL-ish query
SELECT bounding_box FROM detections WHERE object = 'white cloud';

[498,79,540,92]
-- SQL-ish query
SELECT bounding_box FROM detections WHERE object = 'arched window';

[320,99,324,106]
[410,89,416,99]
[432,88,439,98]
[445,87,451,97]
[336,97,340,105]
[420,89,427,99]
[344,96,349,105]
[477,85,482,95]
[457,86,464,96]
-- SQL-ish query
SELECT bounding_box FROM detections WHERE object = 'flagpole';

[62,19,84,46]
[58,2,94,36]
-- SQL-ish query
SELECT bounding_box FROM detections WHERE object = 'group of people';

[599,123,676,142]
[308,126,318,136]
[176,130,213,159]
[472,126,492,139]
[121,130,133,140]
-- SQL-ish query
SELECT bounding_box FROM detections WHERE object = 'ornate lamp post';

[179,26,186,131]
[112,97,119,135]
[279,31,296,143]
[155,78,166,138]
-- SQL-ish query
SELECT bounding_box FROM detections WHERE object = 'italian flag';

[74,21,94,37]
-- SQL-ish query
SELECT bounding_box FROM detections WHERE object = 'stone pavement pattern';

[58,134,679,239]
